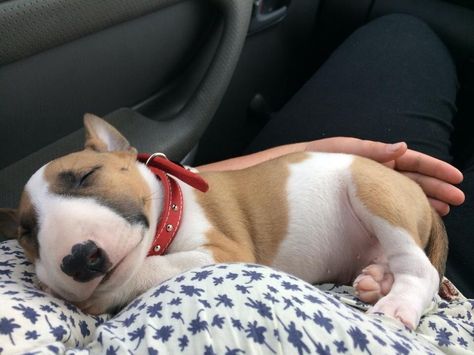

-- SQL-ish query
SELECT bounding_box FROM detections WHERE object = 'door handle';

[248,0,288,35]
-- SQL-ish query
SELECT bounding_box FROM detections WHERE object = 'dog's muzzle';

[60,240,111,282]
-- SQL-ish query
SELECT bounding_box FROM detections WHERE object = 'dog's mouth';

[97,230,148,288]
[111,227,148,274]
[37,279,87,302]
[99,258,123,285]
[37,280,53,295]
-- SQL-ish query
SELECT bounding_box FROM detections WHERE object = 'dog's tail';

[425,207,448,285]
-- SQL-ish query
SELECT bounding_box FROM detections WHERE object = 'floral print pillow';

[0,241,109,354]
[1,240,473,354]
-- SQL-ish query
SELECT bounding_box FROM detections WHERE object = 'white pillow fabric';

[1,240,473,354]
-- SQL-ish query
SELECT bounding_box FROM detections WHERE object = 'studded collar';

[137,153,209,256]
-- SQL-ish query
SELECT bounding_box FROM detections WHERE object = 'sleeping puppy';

[0,114,447,329]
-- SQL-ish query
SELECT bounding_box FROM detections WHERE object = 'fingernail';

[387,142,404,152]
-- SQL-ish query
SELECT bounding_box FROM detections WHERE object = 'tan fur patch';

[43,150,153,227]
[350,157,432,248]
[0,208,19,240]
[196,152,308,265]
[17,192,40,262]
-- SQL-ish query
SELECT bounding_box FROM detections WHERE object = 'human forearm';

[197,142,308,171]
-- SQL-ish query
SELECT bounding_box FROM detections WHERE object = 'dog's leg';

[353,212,438,329]
[347,159,441,329]
[347,199,439,328]
[353,263,394,304]
[370,222,438,329]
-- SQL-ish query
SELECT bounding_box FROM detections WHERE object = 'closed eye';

[78,166,101,187]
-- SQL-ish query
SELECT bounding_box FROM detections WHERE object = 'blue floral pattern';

[0,240,473,354]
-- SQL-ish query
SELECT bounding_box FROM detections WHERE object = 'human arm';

[197,137,464,216]
[197,142,308,172]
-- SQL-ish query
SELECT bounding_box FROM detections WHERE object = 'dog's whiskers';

[143,190,162,201]
[125,155,135,171]
[143,194,163,204]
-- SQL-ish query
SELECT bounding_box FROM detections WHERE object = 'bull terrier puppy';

[0,114,447,329]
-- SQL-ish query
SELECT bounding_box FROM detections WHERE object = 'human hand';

[305,137,465,216]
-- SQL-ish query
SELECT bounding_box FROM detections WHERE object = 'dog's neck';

[136,163,164,254]
[146,168,184,256]
[137,154,208,257]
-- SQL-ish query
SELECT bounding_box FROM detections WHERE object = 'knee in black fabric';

[247,13,458,162]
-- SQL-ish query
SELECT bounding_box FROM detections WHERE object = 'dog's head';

[0,114,160,304]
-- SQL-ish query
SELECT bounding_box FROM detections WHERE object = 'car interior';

[1,0,473,260]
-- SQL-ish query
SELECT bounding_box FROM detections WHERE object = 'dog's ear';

[83,113,137,155]
[0,208,19,240]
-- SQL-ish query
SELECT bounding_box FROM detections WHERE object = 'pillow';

[1,239,473,354]
[0,240,109,354]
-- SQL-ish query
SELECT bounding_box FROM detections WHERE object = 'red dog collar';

[137,153,208,256]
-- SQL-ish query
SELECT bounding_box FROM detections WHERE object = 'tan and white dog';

[0,114,447,329]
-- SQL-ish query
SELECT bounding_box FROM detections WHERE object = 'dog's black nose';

[60,240,110,282]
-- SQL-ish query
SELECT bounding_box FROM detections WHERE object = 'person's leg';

[247,14,458,162]
[247,14,474,297]
[443,160,474,297]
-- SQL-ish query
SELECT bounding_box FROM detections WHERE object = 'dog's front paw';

[369,295,420,330]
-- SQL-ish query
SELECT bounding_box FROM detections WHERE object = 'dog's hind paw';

[369,295,420,330]
[353,263,394,304]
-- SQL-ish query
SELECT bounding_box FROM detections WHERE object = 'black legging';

[247,14,473,297]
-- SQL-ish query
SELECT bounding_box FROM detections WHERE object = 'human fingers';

[427,198,450,216]
[401,172,465,206]
[307,137,408,162]
[394,150,463,185]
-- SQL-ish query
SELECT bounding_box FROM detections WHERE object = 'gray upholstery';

[0,0,179,64]
[0,2,211,170]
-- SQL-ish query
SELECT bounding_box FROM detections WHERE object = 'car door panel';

[0,1,214,169]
